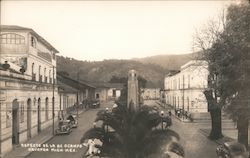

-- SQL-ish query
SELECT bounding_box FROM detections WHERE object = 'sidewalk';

[155,101,191,123]
[199,128,235,145]
[3,109,87,158]
[4,124,54,158]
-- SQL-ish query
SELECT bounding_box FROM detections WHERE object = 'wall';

[0,75,60,156]
[164,61,208,113]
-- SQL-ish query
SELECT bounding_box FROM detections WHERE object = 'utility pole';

[77,71,79,119]
[52,66,55,135]
[182,75,185,119]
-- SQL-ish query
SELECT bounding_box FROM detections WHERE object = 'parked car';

[90,99,100,109]
[55,120,72,135]
[216,142,249,158]
[67,114,78,128]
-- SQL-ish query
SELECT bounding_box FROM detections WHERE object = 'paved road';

[144,100,218,158]
[26,101,114,158]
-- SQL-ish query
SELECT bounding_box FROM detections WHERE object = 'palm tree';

[81,102,184,158]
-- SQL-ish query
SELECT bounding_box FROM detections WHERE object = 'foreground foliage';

[81,103,183,158]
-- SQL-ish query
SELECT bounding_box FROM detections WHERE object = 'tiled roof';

[57,74,96,89]
[57,80,78,93]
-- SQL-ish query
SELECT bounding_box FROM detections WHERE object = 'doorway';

[37,98,41,133]
[27,99,32,138]
[12,99,19,145]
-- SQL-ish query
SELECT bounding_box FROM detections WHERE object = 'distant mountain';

[133,53,197,70]
[57,53,196,88]
[57,56,168,88]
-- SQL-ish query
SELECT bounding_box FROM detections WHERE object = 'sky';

[1,0,233,61]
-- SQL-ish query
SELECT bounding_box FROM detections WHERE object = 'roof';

[92,82,125,89]
[57,73,96,89]
[165,70,180,77]
[57,80,78,93]
[0,25,59,53]
[180,60,207,70]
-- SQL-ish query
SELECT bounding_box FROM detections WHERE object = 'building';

[164,60,209,113]
[93,82,124,102]
[57,74,96,112]
[142,88,160,100]
[0,25,60,156]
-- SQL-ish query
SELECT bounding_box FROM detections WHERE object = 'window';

[188,75,190,88]
[31,36,36,47]
[52,53,56,60]
[45,98,48,120]
[0,33,25,44]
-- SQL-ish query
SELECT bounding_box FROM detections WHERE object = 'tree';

[217,2,250,148]
[194,12,226,140]
[194,1,250,147]
[80,102,183,158]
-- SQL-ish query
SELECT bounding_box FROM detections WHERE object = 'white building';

[142,88,160,100]
[0,25,60,156]
[164,60,209,113]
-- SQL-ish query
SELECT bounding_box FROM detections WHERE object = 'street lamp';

[104,107,109,143]
[105,108,109,132]
[160,110,164,130]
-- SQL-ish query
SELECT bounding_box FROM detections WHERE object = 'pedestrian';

[168,110,172,117]
[177,110,180,118]
[83,139,100,157]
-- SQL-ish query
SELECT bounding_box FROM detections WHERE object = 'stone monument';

[127,69,139,111]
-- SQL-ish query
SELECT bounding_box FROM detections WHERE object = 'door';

[27,99,32,138]
[12,99,19,145]
[37,98,41,133]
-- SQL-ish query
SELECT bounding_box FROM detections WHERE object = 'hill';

[133,53,197,70]
[57,56,168,88]
[57,53,195,88]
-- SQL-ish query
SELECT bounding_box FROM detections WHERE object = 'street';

[26,101,114,158]
[144,100,218,158]
[26,100,218,158]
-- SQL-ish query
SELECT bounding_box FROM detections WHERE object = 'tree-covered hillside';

[57,56,169,88]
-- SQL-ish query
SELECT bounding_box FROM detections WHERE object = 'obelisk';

[127,69,139,111]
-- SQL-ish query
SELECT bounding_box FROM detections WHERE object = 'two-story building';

[93,82,123,102]
[0,25,60,156]
[142,88,160,100]
[164,60,209,113]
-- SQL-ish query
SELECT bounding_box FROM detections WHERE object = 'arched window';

[0,33,25,44]
[38,65,42,82]
[45,98,48,120]
[49,70,51,83]
[32,63,34,74]
[44,68,47,83]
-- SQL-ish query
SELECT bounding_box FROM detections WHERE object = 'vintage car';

[216,142,249,158]
[55,120,72,135]
[67,115,78,128]
[90,99,100,109]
